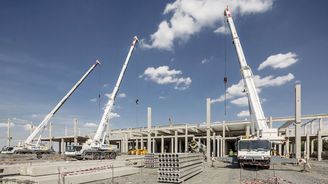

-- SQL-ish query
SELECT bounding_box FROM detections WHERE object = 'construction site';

[1,1,328,184]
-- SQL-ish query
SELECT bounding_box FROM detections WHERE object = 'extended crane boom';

[25,60,101,145]
[65,36,139,160]
[93,36,138,145]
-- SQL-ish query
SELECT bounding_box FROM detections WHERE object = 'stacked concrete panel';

[144,153,159,168]
[157,153,203,183]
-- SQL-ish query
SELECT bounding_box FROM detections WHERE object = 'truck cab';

[237,139,271,168]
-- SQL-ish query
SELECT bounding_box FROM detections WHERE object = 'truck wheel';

[36,153,42,159]
[109,152,117,159]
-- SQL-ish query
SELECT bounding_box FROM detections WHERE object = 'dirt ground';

[96,160,328,184]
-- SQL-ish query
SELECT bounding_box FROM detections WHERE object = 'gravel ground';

[96,160,328,184]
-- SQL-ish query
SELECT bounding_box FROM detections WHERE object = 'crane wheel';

[109,152,117,159]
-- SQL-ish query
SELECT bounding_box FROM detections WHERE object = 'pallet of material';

[157,153,203,183]
[144,153,159,168]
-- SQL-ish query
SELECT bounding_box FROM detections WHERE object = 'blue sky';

[1,0,328,147]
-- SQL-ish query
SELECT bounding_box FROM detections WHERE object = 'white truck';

[1,61,100,156]
[65,36,138,160]
[224,7,283,168]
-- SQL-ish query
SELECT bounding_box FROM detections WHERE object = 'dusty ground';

[96,160,328,184]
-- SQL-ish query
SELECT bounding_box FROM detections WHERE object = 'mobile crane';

[224,7,283,168]
[1,61,100,155]
[65,36,138,160]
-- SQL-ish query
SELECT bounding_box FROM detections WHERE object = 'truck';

[65,36,138,160]
[224,7,284,168]
[1,61,100,156]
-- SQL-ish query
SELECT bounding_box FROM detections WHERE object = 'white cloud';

[159,96,167,100]
[237,110,250,118]
[118,93,126,98]
[231,96,248,107]
[31,114,38,118]
[84,122,98,128]
[105,92,127,99]
[103,84,109,88]
[140,66,192,90]
[23,124,33,131]
[0,123,15,128]
[212,73,295,104]
[141,0,274,50]
[110,112,120,118]
[214,25,228,34]
[201,58,210,64]
[90,98,97,102]
[258,52,298,70]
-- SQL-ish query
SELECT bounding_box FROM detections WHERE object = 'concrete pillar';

[206,98,211,159]
[73,118,78,145]
[269,116,273,128]
[285,128,289,156]
[153,131,157,153]
[61,138,65,155]
[246,125,250,138]
[174,131,178,153]
[171,137,174,153]
[185,124,188,153]
[222,121,226,156]
[220,138,223,157]
[318,130,322,161]
[216,137,220,157]
[59,140,62,153]
[295,84,301,159]
[147,107,152,152]
[7,118,10,146]
[311,139,314,155]
[161,136,164,153]
[278,133,282,155]
[212,133,216,157]
[49,122,53,149]
[141,136,144,149]
[135,139,139,149]
[179,138,182,153]
[125,134,128,152]
[306,134,310,160]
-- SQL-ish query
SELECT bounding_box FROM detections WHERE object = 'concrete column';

[141,136,144,149]
[220,138,223,157]
[161,136,164,153]
[73,118,78,145]
[295,84,301,159]
[285,128,289,156]
[318,130,322,161]
[311,139,314,155]
[59,140,62,154]
[179,138,182,153]
[61,138,65,155]
[49,122,53,149]
[147,107,152,152]
[171,137,174,153]
[206,98,211,159]
[153,131,157,153]
[125,134,128,152]
[135,139,139,149]
[212,133,216,157]
[269,116,273,128]
[216,137,220,157]
[174,131,178,153]
[185,124,188,153]
[7,118,10,146]
[222,121,226,156]
[306,134,310,160]
[278,133,282,156]
[246,125,250,138]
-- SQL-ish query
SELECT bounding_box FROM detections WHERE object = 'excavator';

[1,61,100,157]
[224,7,284,168]
[65,36,138,160]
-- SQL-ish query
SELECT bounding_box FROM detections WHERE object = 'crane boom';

[93,36,138,143]
[224,8,268,132]
[24,60,101,145]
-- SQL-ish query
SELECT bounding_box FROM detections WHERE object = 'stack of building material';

[157,153,203,183]
[144,153,159,168]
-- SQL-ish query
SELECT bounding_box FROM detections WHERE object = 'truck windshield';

[239,140,270,151]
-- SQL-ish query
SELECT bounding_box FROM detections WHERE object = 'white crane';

[224,7,283,168]
[66,36,138,160]
[1,61,100,154]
